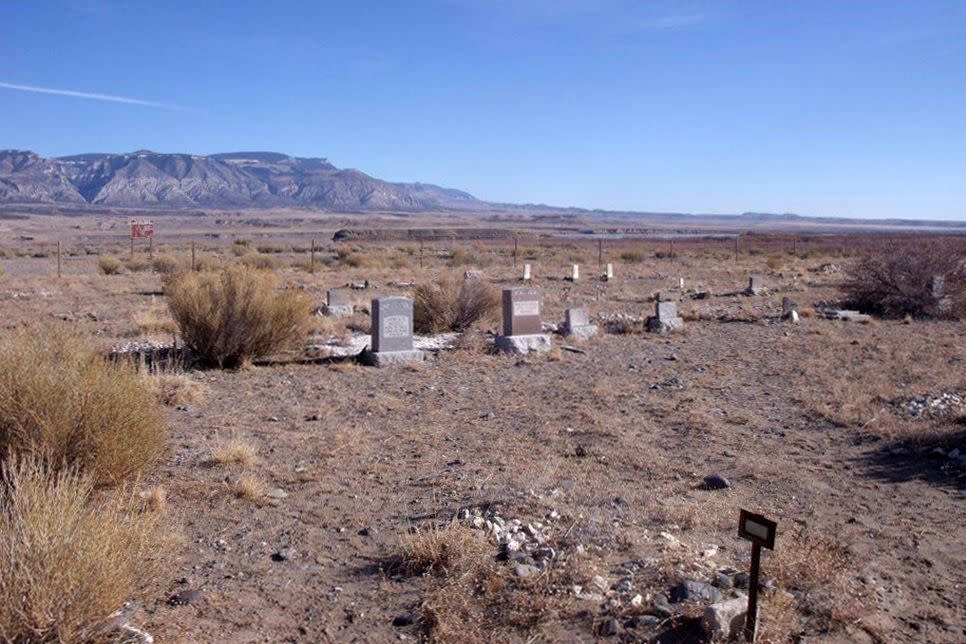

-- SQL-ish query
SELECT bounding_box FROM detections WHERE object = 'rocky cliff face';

[0,149,483,211]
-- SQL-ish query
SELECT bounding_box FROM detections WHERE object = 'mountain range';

[0,149,484,211]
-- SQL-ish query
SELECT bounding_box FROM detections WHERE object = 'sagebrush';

[0,457,166,643]
[0,329,166,487]
[166,265,313,368]
[413,273,499,334]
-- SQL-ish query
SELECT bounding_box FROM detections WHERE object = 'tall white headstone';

[606,263,614,280]
[523,263,531,281]
[571,264,580,281]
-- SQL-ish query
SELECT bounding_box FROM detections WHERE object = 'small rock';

[266,488,289,499]
[724,449,736,458]
[591,575,610,592]
[167,589,202,606]
[651,595,673,618]
[734,572,750,589]
[514,564,540,578]
[271,547,297,562]
[358,527,376,537]
[626,614,660,629]
[630,594,643,607]
[598,618,619,637]
[670,580,722,604]
[701,474,731,490]
[701,597,748,640]
[392,613,420,627]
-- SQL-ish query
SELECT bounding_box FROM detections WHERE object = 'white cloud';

[0,81,181,110]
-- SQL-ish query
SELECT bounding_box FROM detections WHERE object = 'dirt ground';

[0,215,963,643]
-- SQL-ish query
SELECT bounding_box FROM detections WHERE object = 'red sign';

[131,220,154,239]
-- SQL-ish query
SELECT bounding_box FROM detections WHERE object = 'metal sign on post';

[738,509,777,642]
[130,220,154,258]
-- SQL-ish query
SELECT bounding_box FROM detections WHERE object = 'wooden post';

[513,235,518,267]
[669,238,674,260]
[598,238,603,269]
[310,239,316,274]
[130,235,135,260]
[745,543,762,642]
[191,241,196,271]
[148,234,154,259]
[419,239,424,270]
[57,241,62,278]
[734,235,740,264]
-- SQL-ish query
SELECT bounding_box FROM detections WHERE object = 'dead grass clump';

[764,524,870,638]
[97,256,122,275]
[147,372,208,406]
[231,474,266,501]
[397,522,488,577]
[235,252,280,271]
[124,257,151,273]
[212,437,257,467]
[336,247,369,268]
[152,254,183,275]
[413,274,499,334]
[0,457,166,643]
[0,329,166,487]
[166,265,313,368]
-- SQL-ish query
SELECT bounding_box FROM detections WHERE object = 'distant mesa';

[0,149,484,212]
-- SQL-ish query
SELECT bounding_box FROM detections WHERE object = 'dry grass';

[133,297,178,335]
[97,256,122,275]
[146,372,209,406]
[0,328,166,487]
[236,253,280,271]
[764,524,871,638]
[0,457,167,644]
[396,522,489,576]
[413,273,499,334]
[166,265,313,368]
[139,485,168,513]
[231,474,266,501]
[212,437,257,467]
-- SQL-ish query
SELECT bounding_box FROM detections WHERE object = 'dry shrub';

[151,254,183,275]
[0,329,165,487]
[231,474,265,501]
[764,524,870,637]
[123,257,151,273]
[212,437,256,466]
[336,247,369,268]
[236,252,280,271]
[97,256,121,275]
[147,372,208,406]
[166,265,313,368]
[397,522,488,576]
[419,558,552,642]
[413,274,499,334]
[0,457,166,643]
[450,246,477,267]
[844,239,965,318]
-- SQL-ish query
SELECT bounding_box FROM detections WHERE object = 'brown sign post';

[738,509,777,642]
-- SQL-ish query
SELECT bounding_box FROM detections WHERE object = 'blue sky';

[1,1,964,220]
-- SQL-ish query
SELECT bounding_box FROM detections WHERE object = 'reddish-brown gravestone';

[502,287,542,336]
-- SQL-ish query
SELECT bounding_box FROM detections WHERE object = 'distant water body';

[553,231,739,240]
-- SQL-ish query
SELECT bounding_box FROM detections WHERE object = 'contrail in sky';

[0,81,181,109]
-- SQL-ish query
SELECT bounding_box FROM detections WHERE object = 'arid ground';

[0,211,963,643]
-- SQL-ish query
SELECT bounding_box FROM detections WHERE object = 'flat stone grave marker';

[747,276,763,295]
[564,307,597,340]
[372,296,414,352]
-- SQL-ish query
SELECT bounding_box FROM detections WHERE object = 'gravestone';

[495,287,551,354]
[362,296,423,366]
[569,264,580,281]
[781,297,799,323]
[746,276,764,295]
[658,290,681,302]
[678,277,685,289]
[605,263,614,281]
[325,289,354,318]
[523,263,532,281]
[647,299,684,333]
[564,307,597,340]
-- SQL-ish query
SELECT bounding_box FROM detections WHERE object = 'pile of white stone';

[895,391,966,419]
